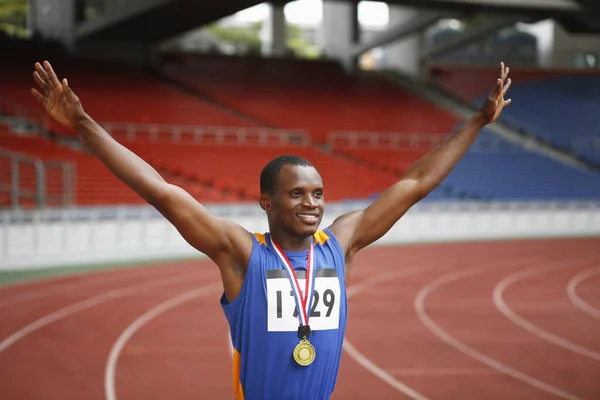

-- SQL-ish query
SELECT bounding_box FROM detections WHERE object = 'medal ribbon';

[270,236,316,328]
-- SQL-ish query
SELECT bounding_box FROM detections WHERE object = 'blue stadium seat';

[478,75,600,164]
[431,130,600,200]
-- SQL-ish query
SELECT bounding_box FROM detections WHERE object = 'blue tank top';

[220,228,347,400]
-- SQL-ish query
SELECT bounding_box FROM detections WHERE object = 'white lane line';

[104,282,222,400]
[493,261,600,360]
[567,265,600,321]
[0,272,201,354]
[414,260,585,400]
[386,368,499,376]
[343,341,430,400]
[0,268,175,308]
[342,266,446,400]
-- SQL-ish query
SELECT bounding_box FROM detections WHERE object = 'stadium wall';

[2,202,599,271]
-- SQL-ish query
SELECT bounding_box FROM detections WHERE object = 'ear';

[259,193,271,211]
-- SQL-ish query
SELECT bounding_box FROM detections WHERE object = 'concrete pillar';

[29,0,76,50]
[382,5,422,76]
[261,3,287,57]
[27,0,37,38]
[551,21,600,68]
[520,19,555,67]
[320,1,359,70]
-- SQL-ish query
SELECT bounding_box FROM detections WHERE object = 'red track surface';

[0,238,599,399]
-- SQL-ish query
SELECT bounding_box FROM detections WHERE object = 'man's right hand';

[31,61,87,130]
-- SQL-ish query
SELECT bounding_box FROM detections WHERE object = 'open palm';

[479,62,512,124]
[31,61,86,130]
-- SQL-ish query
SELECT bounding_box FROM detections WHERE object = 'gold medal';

[293,338,316,366]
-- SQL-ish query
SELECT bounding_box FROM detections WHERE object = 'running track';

[0,238,599,399]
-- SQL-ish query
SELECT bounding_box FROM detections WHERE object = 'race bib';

[267,268,341,332]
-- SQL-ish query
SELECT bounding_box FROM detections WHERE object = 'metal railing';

[100,122,311,146]
[328,131,448,149]
[0,150,75,210]
[327,130,525,151]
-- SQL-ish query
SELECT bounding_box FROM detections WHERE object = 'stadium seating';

[0,59,255,138]
[576,139,600,165]
[159,53,460,143]
[428,65,600,165]
[487,75,600,164]
[123,141,400,202]
[362,131,600,201]
[333,145,464,201]
[3,53,599,207]
[1,124,405,206]
[427,64,571,103]
[335,147,428,176]
[0,125,235,206]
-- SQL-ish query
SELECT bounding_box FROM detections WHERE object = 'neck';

[270,228,313,252]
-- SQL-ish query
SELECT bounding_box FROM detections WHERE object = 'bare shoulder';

[327,209,365,257]
[155,184,254,266]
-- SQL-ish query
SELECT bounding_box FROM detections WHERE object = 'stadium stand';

[2,42,599,207]
[427,64,573,103]
[1,123,403,205]
[332,131,600,201]
[1,51,459,206]
[158,53,460,144]
[123,140,400,202]
[489,74,600,163]
[428,65,600,166]
[1,124,144,206]
[439,132,600,200]
[1,58,256,138]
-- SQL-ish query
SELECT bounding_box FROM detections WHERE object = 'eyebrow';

[290,186,324,192]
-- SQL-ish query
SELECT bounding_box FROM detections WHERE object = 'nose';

[302,194,318,208]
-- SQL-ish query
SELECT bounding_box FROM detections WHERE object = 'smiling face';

[261,164,325,240]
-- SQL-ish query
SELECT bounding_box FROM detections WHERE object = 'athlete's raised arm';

[31,61,252,297]
[329,62,512,264]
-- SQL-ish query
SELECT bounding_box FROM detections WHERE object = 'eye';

[314,190,323,198]
[290,190,301,197]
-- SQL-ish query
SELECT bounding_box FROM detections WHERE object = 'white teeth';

[297,214,317,219]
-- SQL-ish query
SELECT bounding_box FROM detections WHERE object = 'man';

[31,60,512,399]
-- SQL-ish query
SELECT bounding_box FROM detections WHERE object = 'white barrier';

[1,201,599,271]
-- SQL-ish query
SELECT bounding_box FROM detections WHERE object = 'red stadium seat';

[1,126,231,206]
[0,59,254,139]
[158,54,460,144]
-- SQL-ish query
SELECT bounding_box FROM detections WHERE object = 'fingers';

[502,78,512,96]
[33,71,47,90]
[43,60,62,89]
[497,62,512,101]
[493,78,502,95]
[61,78,78,102]
[31,88,46,105]
[34,62,51,88]
[504,98,512,106]
[500,62,510,83]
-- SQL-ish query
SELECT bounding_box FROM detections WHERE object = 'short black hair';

[260,155,314,195]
